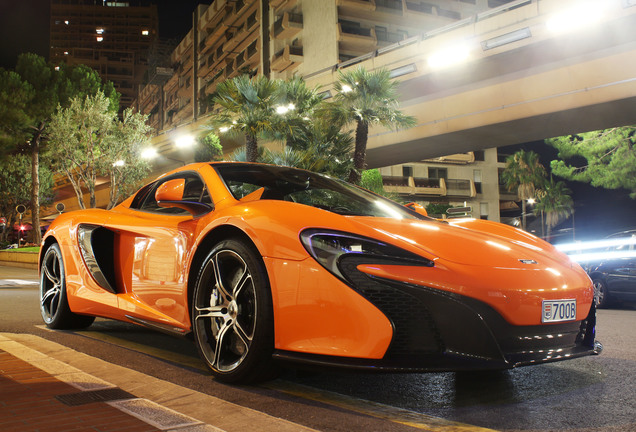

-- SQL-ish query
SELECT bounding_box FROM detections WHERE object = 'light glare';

[427,43,470,69]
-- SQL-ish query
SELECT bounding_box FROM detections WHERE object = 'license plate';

[542,299,576,323]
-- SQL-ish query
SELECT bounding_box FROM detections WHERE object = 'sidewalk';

[0,349,163,432]
[0,333,317,432]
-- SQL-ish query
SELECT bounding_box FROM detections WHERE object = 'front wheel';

[40,243,95,329]
[592,278,611,309]
[192,239,275,384]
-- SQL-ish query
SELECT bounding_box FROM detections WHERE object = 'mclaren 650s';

[39,162,601,383]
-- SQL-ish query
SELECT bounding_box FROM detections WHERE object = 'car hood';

[346,216,572,268]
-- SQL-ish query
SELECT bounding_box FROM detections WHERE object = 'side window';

[132,173,212,215]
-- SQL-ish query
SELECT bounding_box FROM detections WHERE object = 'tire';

[40,243,95,329]
[592,278,611,309]
[192,239,276,384]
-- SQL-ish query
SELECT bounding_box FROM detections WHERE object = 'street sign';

[16,205,26,214]
[0,217,6,225]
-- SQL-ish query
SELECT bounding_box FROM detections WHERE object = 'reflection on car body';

[587,230,636,308]
[39,162,601,384]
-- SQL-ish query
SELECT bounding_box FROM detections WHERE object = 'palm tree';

[501,150,547,230]
[329,67,416,184]
[534,177,574,240]
[209,75,280,162]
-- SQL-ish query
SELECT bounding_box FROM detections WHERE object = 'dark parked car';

[588,230,636,308]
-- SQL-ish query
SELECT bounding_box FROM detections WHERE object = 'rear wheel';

[40,243,95,329]
[592,278,611,308]
[192,239,275,384]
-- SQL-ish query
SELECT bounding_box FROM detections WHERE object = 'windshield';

[212,163,426,220]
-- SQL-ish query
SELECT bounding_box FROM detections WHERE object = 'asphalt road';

[2,265,636,431]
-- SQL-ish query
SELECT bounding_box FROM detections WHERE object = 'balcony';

[271,45,303,72]
[200,0,231,32]
[382,176,447,196]
[338,22,377,52]
[272,12,303,40]
[337,0,375,11]
[421,152,475,165]
[270,0,298,12]
[445,179,476,198]
[375,0,403,14]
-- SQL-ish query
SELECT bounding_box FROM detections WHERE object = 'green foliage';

[195,132,223,162]
[47,92,151,209]
[546,127,636,198]
[210,74,281,162]
[534,177,574,237]
[0,69,34,152]
[106,108,152,208]
[359,169,385,194]
[0,53,120,244]
[426,202,453,216]
[329,67,416,183]
[500,150,547,230]
[0,154,54,242]
[501,150,547,199]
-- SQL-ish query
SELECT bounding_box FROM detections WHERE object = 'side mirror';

[156,179,185,202]
[156,178,212,216]
[405,202,428,217]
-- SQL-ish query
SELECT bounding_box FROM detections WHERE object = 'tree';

[500,150,547,230]
[194,132,223,162]
[329,67,416,184]
[104,109,153,209]
[546,127,636,198]
[0,70,33,152]
[209,75,281,162]
[0,154,54,243]
[534,177,574,240]
[47,92,151,209]
[0,53,119,244]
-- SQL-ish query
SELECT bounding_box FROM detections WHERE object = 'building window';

[402,166,413,178]
[473,169,482,194]
[142,29,149,36]
[428,167,447,180]
[480,202,489,220]
[474,150,485,161]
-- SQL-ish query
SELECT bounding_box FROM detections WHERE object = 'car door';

[111,171,213,330]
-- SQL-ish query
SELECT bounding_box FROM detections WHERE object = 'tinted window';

[213,164,426,220]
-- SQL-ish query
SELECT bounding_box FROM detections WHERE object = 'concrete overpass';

[304,0,636,168]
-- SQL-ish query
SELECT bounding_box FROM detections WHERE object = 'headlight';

[300,229,433,283]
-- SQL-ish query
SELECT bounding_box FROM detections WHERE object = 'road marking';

[0,279,39,286]
[265,380,499,432]
[35,325,207,372]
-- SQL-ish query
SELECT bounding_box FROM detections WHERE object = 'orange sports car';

[39,162,602,383]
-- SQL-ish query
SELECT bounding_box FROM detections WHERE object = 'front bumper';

[273,274,601,372]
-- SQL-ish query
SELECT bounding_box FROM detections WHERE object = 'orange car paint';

[42,162,594,361]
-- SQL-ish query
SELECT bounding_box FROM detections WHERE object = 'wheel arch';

[186,224,265,324]
[589,271,606,283]
[39,235,59,270]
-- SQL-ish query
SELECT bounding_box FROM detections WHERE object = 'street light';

[175,134,195,149]
[546,2,608,34]
[141,147,158,159]
[427,42,471,69]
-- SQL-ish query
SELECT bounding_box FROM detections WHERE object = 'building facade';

[50,0,159,109]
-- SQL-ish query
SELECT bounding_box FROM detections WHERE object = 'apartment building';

[136,0,516,131]
[378,148,518,221]
[50,0,159,109]
[130,0,521,223]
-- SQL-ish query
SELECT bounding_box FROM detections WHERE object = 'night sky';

[0,0,210,69]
